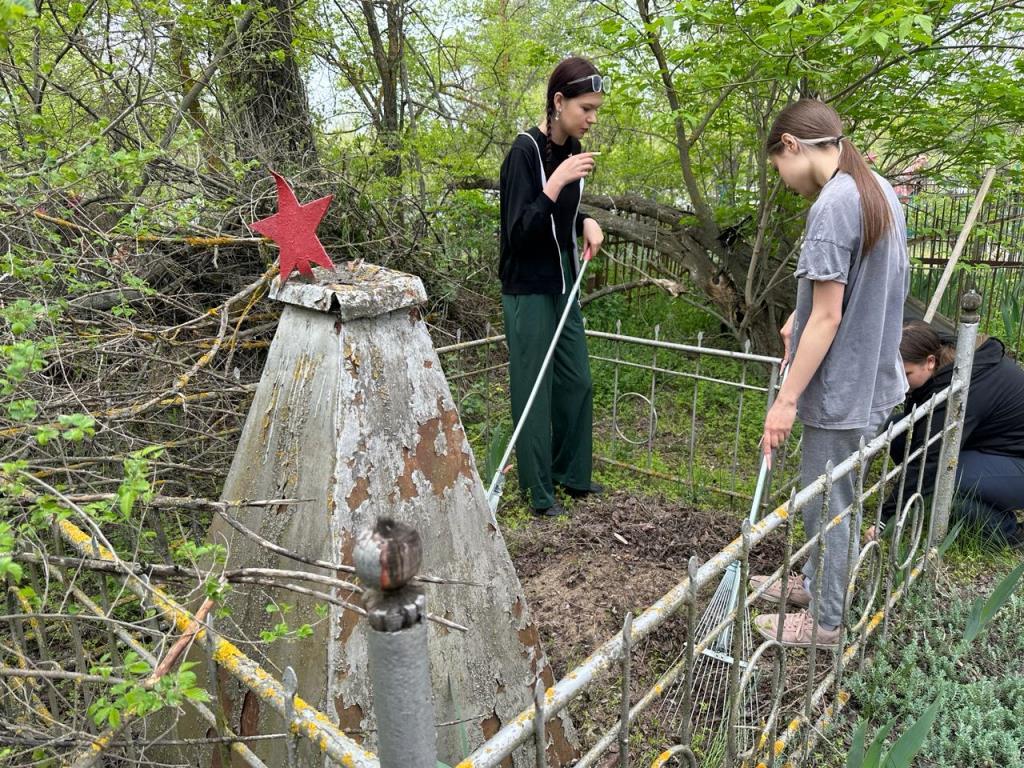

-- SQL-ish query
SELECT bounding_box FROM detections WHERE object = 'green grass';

[587,291,781,513]
[808,524,1024,768]
[941,518,1022,581]
[848,581,1023,767]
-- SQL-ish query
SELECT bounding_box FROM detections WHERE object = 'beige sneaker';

[749,573,811,608]
[754,610,840,649]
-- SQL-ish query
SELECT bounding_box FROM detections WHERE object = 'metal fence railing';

[905,185,1023,353]
[438,324,801,516]
[590,183,1024,356]
[3,292,983,768]
[424,292,981,768]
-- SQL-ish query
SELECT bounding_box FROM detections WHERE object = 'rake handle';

[749,362,790,524]
[486,247,593,512]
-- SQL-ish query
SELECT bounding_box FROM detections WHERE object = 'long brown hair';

[767,99,892,253]
[901,321,956,368]
[901,321,987,370]
[543,57,600,165]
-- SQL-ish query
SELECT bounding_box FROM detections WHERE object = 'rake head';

[658,561,763,766]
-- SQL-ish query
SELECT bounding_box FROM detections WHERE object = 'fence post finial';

[960,288,982,324]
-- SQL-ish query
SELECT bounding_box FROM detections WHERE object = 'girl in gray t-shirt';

[748,100,909,650]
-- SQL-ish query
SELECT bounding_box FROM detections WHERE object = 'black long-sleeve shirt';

[881,337,1024,524]
[498,127,591,295]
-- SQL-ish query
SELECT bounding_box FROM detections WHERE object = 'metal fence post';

[356,518,438,768]
[930,290,982,544]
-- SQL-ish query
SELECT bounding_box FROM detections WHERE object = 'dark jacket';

[881,337,1024,524]
[498,127,591,295]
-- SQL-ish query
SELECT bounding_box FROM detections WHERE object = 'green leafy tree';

[441,0,1024,349]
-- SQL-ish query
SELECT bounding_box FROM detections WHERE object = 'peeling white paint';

[188,264,575,768]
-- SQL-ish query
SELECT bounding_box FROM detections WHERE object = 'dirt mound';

[504,491,786,677]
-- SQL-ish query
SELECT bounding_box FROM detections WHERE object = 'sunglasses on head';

[567,74,611,94]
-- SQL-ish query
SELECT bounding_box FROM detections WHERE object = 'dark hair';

[767,99,892,253]
[543,56,600,165]
[901,321,956,368]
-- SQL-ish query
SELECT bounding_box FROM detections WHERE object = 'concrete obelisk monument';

[186,173,575,767]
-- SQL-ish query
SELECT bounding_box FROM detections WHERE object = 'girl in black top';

[871,321,1024,546]
[498,56,606,516]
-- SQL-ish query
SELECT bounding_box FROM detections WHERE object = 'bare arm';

[762,280,844,465]
[777,281,844,407]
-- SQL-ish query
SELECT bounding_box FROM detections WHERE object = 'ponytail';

[767,99,893,253]
[544,103,556,167]
[836,136,892,253]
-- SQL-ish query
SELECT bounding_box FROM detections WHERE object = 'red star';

[250,171,335,283]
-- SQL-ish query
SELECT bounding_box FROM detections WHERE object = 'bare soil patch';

[503,491,795,761]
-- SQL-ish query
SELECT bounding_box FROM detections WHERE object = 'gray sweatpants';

[800,409,890,628]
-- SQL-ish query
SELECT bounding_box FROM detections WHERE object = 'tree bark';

[223,0,319,169]
[359,0,405,180]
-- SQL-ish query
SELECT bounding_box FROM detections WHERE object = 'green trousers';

[501,251,594,510]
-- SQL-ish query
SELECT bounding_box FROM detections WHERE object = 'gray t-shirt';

[791,171,909,429]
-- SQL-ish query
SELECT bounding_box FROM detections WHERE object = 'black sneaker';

[560,482,605,499]
[532,501,569,518]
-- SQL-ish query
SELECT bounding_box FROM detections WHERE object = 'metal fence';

[591,213,689,292]
[429,293,980,768]
[590,183,1024,355]
[890,184,1022,352]
[439,324,801,516]
[2,295,982,768]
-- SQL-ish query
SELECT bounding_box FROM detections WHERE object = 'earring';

[555,110,561,121]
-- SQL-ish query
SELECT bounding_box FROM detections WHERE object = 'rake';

[485,246,594,513]
[660,368,788,764]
